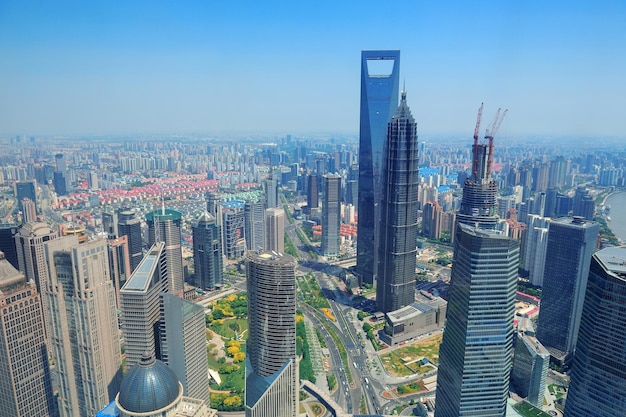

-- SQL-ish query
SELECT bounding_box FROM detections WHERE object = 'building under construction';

[456,104,507,231]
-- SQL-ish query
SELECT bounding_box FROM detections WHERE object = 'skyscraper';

[0,223,20,270]
[223,207,245,258]
[376,91,419,313]
[117,209,144,273]
[120,243,167,369]
[536,216,599,366]
[321,173,341,257]
[511,332,550,408]
[21,197,37,222]
[193,212,223,290]
[456,109,499,230]
[245,251,298,417]
[146,208,184,294]
[46,236,122,417]
[305,173,318,214]
[15,179,37,214]
[564,247,626,417]
[0,252,58,417]
[15,221,58,340]
[435,225,519,417]
[264,207,285,254]
[108,235,132,309]
[356,50,400,286]
[244,199,265,251]
[160,293,210,405]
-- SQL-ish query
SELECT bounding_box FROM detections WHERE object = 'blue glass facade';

[435,225,519,417]
[356,50,400,286]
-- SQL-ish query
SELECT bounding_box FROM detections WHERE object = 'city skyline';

[1,2,625,138]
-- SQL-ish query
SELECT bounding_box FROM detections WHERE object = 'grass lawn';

[513,401,553,417]
[208,318,249,341]
[548,384,567,399]
[379,333,443,377]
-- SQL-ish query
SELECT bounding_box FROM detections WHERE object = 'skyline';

[1,1,626,137]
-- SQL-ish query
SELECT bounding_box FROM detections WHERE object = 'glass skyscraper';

[245,250,298,417]
[193,211,223,290]
[435,224,519,417]
[564,246,626,417]
[376,91,419,313]
[535,216,599,366]
[146,208,184,294]
[322,173,341,258]
[356,50,400,286]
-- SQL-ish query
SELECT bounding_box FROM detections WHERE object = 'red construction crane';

[472,103,484,177]
[484,108,508,177]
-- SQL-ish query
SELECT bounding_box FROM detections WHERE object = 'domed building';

[97,352,215,417]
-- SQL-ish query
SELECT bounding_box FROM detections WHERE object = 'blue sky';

[1,1,625,138]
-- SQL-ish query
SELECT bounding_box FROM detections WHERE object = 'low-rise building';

[381,298,447,346]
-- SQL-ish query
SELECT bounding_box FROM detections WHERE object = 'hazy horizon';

[1,1,625,138]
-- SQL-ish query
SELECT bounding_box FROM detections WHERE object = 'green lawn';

[513,401,552,417]
[208,318,249,341]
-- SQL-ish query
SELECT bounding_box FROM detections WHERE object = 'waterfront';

[605,192,626,243]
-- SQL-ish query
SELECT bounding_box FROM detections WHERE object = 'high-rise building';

[46,236,122,417]
[456,121,499,230]
[146,208,184,294]
[264,207,285,254]
[435,225,519,417]
[102,210,118,239]
[355,50,400,286]
[264,176,279,209]
[0,223,20,269]
[376,91,419,313]
[108,235,132,310]
[223,207,245,259]
[536,216,599,366]
[305,174,318,214]
[15,221,58,340]
[321,173,341,257]
[193,212,223,290]
[245,251,298,417]
[520,215,551,286]
[117,209,144,273]
[0,252,58,417]
[21,197,37,222]
[160,293,210,405]
[511,332,550,408]
[564,246,626,417]
[244,199,265,251]
[120,243,168,369]
[53,171,68,196]
[15,180,37,214]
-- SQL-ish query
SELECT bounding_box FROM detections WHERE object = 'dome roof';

[117,352,182,413]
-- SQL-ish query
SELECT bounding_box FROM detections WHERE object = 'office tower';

[264,176,279,209]
[0,223,20,269]
[46,236,122,417]
[15,221,58,340]
[108,235,132,309]
[572,187,595,220]
[193,212,223,290]
[223,207,246,258]
[206,191,223,227]
[536,217,599,366]
[120,243,168,369]
[544,187,557,218]
[245,251,298,417]
[55,153,66,172]
[114,352,214,417]
[15,179,37,214]
[102,210,118,239]
[244,199,265,251]
[435,225,519,417]
[376,91,419,313]
[532,162,549,193]
[265,207,285,254]
[564,247,626,417]
[117,209,144,273]
[147,208,184,294]
[511,332,549,408]
[22,197,37,222]
[456,120,499,230]
[0,252,58,417]
[520,215,550,286]
[305,173,319,214]
[160,293,210,405]
[356,50,400,286]
[53,171,68,196]
[322,173,341,257]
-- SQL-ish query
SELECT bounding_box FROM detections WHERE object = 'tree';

[362,322,372,333]
[223,395,242,408]
[233,352,246,363]
[212,309,224,320]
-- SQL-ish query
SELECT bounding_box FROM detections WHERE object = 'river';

[605,192,626,243]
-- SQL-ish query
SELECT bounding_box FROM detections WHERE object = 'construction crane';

[484,108,508,177]
[472,103,484,178]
